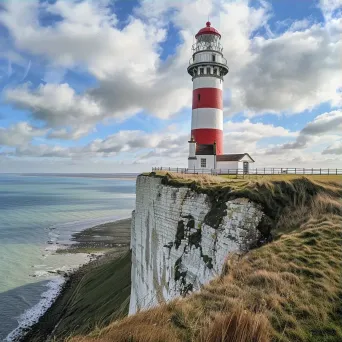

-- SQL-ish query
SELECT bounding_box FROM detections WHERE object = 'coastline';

[9,218,132,342]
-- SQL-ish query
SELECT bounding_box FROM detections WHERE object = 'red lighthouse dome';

[195,21,221,39]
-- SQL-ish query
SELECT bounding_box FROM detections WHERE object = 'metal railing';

[152,167,342,176]
[189,56,228,66]
[191,42,223,54]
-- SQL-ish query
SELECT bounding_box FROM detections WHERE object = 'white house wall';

[193,155,215,169]
[216,161,239,171]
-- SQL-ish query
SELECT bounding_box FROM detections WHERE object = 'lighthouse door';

[243,162,249,174]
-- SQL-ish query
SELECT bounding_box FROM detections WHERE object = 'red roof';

[195,21,221,39]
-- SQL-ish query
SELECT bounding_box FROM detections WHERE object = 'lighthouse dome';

[195,21,221,39]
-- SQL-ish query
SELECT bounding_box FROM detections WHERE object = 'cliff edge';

[70,172,342,342]
[129,174,264,314]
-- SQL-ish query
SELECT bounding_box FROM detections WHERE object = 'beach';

[20,218,132,342]
[0,174,136,341]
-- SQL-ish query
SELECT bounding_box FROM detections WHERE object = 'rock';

[129,175,263,314]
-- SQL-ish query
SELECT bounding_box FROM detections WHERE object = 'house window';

[212,55,216,62]
[198,93,201,101]
[206,67,211,74]
[200,68,204,75]
[201,158,206,168]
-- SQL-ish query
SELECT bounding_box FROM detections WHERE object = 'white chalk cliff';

[129,175,264,314]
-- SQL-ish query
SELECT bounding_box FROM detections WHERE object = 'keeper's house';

[188,137,255,173]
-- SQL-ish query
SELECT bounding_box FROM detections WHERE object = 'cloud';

[0,0,342,172]
[14,144,72,158]
[2,0,341,130]
[230,18,342,115]
[319,0,342,20]
[0,128,188,159]
[224,119,296,137]
[0,118,340,172]
[5,83,106,136]
[0,0,165,79]
[301,110,342,135]
[85,129,187,155]
[322,141,342,155]
[267,110,342,151]
[0,122,46,146]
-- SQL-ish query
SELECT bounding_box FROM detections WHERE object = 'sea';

[0,173,136,341]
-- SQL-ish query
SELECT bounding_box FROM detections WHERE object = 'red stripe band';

[192,88,222,110]
[191,128,223,155]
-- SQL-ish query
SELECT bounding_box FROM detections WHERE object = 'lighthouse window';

[212,54,216,62]
[201,158,206,168]
[206,67,211,74]
[198,94,201,101]
[213,68,217,75]
[200,68,204,75]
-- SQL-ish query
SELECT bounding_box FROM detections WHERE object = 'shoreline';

[8,218,132,342]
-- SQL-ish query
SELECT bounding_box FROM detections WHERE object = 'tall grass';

[70,174,342,342]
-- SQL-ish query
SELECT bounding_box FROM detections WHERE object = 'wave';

[4,215,129,341]
[5,276,65,342]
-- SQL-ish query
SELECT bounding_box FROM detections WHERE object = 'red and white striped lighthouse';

[187,22,229,156]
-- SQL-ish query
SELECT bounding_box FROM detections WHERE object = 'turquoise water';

[0,174,136,340]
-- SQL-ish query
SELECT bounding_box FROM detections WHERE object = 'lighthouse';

[187,22,228,164]
[186,22,255,172]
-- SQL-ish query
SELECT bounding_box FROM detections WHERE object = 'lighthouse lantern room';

[187,22,254,171]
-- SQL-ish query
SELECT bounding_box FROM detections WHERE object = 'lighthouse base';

[191,128,223,155]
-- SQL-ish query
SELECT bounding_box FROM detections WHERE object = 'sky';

[0,0,341,173]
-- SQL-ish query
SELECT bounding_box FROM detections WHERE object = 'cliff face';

[129,175,264,314]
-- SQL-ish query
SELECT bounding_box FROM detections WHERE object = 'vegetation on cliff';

[22,219,132,342]
[69,173,341,342]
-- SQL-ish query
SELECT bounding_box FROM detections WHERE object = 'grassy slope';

[23,249,131,342]
[70,173,342,342]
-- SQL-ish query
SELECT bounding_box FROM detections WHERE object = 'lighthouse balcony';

[187,61,229,78]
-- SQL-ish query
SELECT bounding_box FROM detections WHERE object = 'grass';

[68,173,342,342]
[145,171,342,188]
[23,249,132,342]
[222,174,342,183]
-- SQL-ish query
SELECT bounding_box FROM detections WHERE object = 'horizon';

[0,0,341,173]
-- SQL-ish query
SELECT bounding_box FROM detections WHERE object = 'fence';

[152,167,342,176]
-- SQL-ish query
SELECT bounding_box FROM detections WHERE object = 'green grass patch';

[23,249,131,341]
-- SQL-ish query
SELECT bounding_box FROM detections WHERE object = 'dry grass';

[222,174,342,183]
[69,175,342,342]
[146,171,342,190]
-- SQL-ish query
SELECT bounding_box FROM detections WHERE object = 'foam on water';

[0,174,136,340]
[5,276,65,342]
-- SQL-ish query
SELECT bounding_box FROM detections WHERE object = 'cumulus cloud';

[301,110,342,135]
[0,0,166,79]
[85,129,187,155]
[5,83,118,136]
[319,0,342,21]
[0,116,340,171]
[268,110,342,152]
[0,122,46,146]
[0,0,341,171]
[323,141,342,154]
[2,0,341,131]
